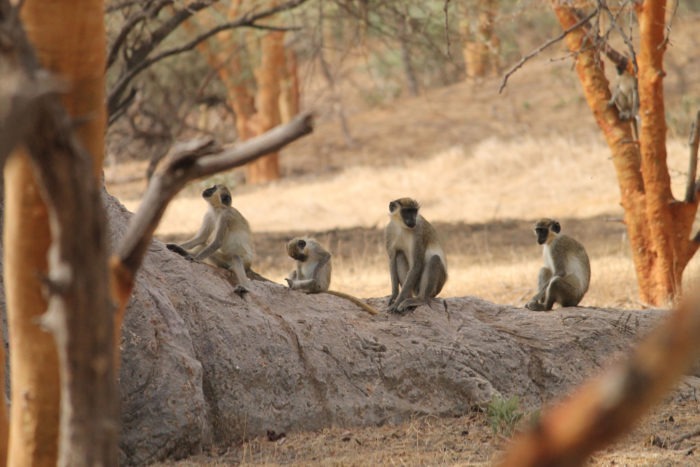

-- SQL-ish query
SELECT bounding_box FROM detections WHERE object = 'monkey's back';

[548,235,590,295]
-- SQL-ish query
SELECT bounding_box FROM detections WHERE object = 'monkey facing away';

[167,184,254,290]
[285,237,379,315]
[608,61,639,139]
[385,198,448,314]
[525,218,591,312]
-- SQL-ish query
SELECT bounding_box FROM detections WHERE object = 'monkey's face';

[389,198,419,229]
[287,238,308,261]
[533,218,561,245]
[202,184,232,208]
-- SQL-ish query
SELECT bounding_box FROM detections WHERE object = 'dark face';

[533,219,560,245]
[401,207,417,229]
[535,226,549,245]
[203,185,232,206]
[289,239,307,261]
[202,185,217,199]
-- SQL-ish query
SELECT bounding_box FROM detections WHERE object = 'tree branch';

[107,0,309,119]
[116,111,314,274]
[498,7,598,94]
[685,110,700,203]
[499,295,700,466]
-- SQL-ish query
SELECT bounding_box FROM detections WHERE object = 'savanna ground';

[110,15,700,466]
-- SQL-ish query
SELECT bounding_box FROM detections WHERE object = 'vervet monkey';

[608,60,639,139]
[167,184,254,290]
[385,198,448,314]
[525,218,590,312]
[285,237,379,316]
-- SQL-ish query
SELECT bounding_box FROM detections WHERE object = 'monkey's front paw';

[285,278,293,288]
[166,243,194,261]
[388,301,413,315]
[525,300,546,312]
[234,284,249,296]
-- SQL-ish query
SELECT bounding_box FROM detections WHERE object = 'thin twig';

[685,110,700,202]
[443,0,451,59]
[107,0,309,118]
[660,0,679,49]
[671,427,700,447]
[498,7,598,94]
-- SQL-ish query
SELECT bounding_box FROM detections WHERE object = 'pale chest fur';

[389,225,416,266]
[543,242,587,286]
[298,260,316,280]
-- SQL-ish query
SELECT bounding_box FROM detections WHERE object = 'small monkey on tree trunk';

[608,59,639,140]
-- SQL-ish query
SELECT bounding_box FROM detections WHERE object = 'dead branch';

[597,1,637,73]
[0,72,59,164]
[498,7,598,94]
[107,0,309,119]
[116,110,314,274]
[685,110,700,203]
[498,295,700,466]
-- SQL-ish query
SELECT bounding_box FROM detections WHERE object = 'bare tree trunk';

[462,0,499,81]
[246,29,284,183]
[279,47,300,123]
[551,1,699,306]
[11,1,118,466]
[4,150,59,467]
[319,1,354,147]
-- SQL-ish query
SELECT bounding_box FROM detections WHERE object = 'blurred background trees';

[103,0,700,302]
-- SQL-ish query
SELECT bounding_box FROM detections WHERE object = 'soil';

[106,14,700,467]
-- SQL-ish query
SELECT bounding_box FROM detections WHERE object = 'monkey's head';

[533,218,561,245]
[286,237,309,262]
[389,198,420,229]
[202,184,232,208]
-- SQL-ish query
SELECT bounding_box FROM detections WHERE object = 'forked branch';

[116,111,314,274]
[498,8,597,94]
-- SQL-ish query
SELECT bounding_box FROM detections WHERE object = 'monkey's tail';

[325,290,380,316]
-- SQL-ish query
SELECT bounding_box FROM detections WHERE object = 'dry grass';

[110,136,696,311]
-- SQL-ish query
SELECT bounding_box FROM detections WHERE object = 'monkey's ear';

[389,201,397,212]
[220,193,232,206]
[551,221,561,233]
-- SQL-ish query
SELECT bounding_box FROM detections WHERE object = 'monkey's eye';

[202,186,216,198]
[297,240,306,248]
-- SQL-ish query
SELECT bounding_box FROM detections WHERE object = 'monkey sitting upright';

[167,184,254,291]
[385,197,448,314]
[285,237,379,315]
[525,218,590,312]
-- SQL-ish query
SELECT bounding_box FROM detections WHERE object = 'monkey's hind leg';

[218,254,251,295]
[545,275,582,310]
[286,278,324,294]
[525,267,552,311]
[395,256,447,314]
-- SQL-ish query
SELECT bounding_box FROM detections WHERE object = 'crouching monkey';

[285,237,379,316]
